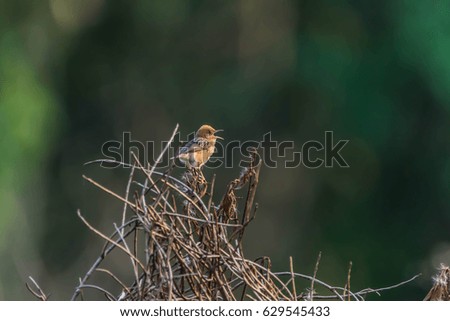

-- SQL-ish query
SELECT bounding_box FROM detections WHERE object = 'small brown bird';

[176,124,223,169]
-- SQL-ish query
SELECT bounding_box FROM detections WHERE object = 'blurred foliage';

[0,0,449,300]
[0,29,60,299]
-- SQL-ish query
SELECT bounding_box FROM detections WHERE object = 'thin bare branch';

[26,276,49,301]
[121,164,136,231]
[309,251,322,301]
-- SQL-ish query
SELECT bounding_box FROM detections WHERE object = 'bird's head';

[196,124,223,140]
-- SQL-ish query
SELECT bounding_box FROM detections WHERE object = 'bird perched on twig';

[175,124,223,169]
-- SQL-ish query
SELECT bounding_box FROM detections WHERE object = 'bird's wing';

[177,138,208,156]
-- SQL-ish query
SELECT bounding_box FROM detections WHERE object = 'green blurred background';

[1,0,449,300]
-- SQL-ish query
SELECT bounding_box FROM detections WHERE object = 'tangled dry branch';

[27,125,421,301]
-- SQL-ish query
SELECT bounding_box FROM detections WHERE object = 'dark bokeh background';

[1,0,449,300]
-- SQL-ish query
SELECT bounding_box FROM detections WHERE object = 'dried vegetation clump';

[424,264,450,301]
[27,126,423,301]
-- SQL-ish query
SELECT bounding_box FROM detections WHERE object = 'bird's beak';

[213,129,224,140]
